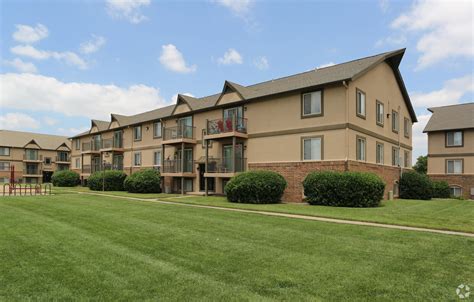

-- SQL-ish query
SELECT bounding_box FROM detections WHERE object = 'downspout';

[342,80,349,171]
[129,126,133,175]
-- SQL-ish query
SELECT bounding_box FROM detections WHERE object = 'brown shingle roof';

[0,130,71,150]
[423,103,474,132]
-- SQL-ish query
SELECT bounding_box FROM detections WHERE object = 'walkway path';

[73,191,474,238]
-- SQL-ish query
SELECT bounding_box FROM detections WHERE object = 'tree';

[413,155,427,174]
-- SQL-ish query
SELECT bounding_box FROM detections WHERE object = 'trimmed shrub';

[124,169,162,193]
[225,170,287,204]
[399,171,432,200]
[87,170,127,191]
[303,171,385,207]
[51,170,79,187]
[431,180,450,198]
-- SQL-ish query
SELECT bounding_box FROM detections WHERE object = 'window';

[404,150,410,167]
[450,186,462,197]
[392,147,400,166]
[356,137,366,161]
[0,147,10,156]
[153,122,162,138]
[25,149,38,160]
[0,162,10,171]
[44,157,52,165]
[302,91,322,117]
[154,150,161,166]
[446,131,463,147]
[404,118,410,138]
[356,89,366,118]
[75,158,80,169]
[376,101,384,126]
[133,125,142,141]
[0,177,9,183]
[134,152,141,166]
[376,142,384,164]
[391,111,399,132]
[446,159,463,174]
[303,137,322,160]
[75,139,80,150]
[184,178,193,192]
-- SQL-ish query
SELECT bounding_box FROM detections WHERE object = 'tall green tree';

[413,155,428,174]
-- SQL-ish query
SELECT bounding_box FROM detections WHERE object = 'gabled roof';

[423,103,474,132]
[91,119,110,132]
[0,130,71,150]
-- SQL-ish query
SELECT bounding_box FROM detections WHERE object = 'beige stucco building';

[71,49,416,201]
[0,130,71,184]
[424,103,474,199]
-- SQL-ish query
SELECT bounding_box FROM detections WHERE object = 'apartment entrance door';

[42,171,53,183]
[199,163,215,192]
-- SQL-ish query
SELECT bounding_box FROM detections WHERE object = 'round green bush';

[225,170,287,204]
[87,170,127,191]
[124,169,162,193]
[431,180,450,198]
[399,171,432,200]
[51,170,79,187]
[303,171,385,207]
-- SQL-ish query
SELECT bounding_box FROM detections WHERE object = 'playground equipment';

[2,183,52,196]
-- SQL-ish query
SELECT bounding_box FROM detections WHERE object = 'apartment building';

[424,103,474,199]
[71,48,416,202]
[0,130,71,184]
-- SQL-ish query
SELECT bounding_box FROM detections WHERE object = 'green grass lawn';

[0,194,473,301]
[52,186,179,199]
[163,196,474,233]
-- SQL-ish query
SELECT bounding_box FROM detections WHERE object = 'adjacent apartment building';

[70,49,416,202]
[424,103,474,199]
[0,130,71,184]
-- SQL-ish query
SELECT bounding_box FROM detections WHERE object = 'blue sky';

[1,0,473,161]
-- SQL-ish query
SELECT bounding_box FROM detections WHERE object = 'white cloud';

[379,0,389,13]
[411,75,474,108]
[0,113,40,130]
[317,62,336,69]
[213,0,253,16]
[80,35,106,54]
[374,35,407,48]
[11,45,88,70]
[217,48,243,65]
[0,73,171,120]
[391,0,473,69]
[42,117,58,126]
[3,58,38,73]
[12,24,49,44]
[106,0,151,24]
[253,56,269,70]
[412,113,431,159]
[159,44,197,73]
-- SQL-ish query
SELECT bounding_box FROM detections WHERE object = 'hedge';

[303,171,385,207]
[51,170,79,187]
[399,171,432,200]
[225,170,287,204]
[87,170,127,191]
[431,180,451,198]
[124,169,161,193]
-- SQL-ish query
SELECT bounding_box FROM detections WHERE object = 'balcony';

[103,163,124,171]
[23,154,43,163]
[23,168,42,177]
[162,125,196,145]
[205,117,248,140]
[81,164,101,175]
[100,138,124,151]
[161,159,195,177]
[55,155,70,164]
[82,141,101,154]
[204,157,246,177]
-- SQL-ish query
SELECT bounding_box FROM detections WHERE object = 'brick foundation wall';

[249,160,406,203]
[428,174,474,200]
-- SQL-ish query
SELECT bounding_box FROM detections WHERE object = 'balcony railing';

[103,163,124,171]
[206,158,246,173]
[82,141,101,152]
[81,164,101,174]
[101,138,123,149]
[56,165,69,171]
[23,154,43,161]
[207,117,247,135]
[56,155,70,162]
[24,168,41,175]
[162,159,194,173]
[163,125,195,141]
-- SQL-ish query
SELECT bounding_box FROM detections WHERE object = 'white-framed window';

[392,147,400,166]
[0,147,10,156]
[75,139,80,150]
[376,142,384,164]
[0,162,10,171]
[75,158,80,169]
[404,118,410,138]
[356,89,366,117]
[356,137,366,161]
[446,159,462,174]
[450,186,462,197]
[134,152,141,166]
[392,110,399,132]
[376,101,384,126]
[303,137,322,160]
[404,150,410,167]
[133,125,142,141]
[154,150,161,166]
[446,131,463,147]
[302,91,322,116]
[153,121,162,138]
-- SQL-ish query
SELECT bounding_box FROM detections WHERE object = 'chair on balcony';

[225,118,233,132]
